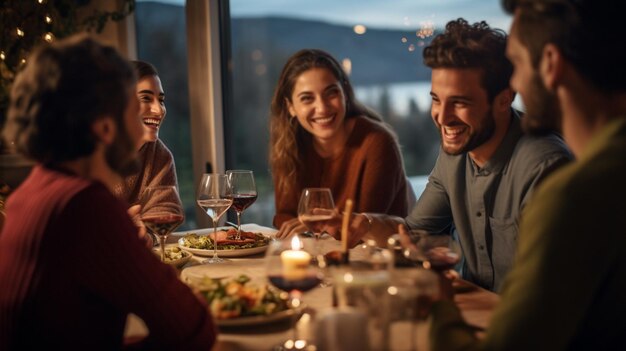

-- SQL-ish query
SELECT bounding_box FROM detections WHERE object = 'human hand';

[275,217,308,239]
[127,204,153,248]
[324,211,370,248]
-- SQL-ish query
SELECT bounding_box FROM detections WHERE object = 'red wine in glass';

[229,194,257,212]
[423,247,460,272]
[226,170,257,240]
[142,214,184,237]
[269,274,322,293]
[139,185,184,262]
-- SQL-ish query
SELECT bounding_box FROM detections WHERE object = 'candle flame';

[290,235,302,250]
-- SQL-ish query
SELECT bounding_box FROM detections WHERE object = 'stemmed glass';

[266,236,323,351]
[226,170,257,240]
[297,188,335,240]
[403,230,462,273]
[139,186,185,262]
[196,173,233,264]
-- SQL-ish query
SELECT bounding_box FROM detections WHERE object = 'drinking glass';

[197,173,233,264]
[330,253,391,351]
[226,170,257,240]
[266,236,323,351]
[388,269,439,351]
[404,230,462,273]
[139,186,185,262]
[297,188,334,240]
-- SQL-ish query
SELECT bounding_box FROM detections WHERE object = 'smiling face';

[136,74,166,144]
[286,67,348,144]
[430,68,496,155]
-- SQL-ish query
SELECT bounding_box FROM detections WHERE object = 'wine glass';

[139,186,185,262]
[226,170,257,240]
[197,173,233,264]
[266,236,323,351]
[297,188,335,240]
[403,230,462,273]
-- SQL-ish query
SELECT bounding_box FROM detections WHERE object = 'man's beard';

[521,73,562,135]
[441,107,496,155]
[105,122,140,177]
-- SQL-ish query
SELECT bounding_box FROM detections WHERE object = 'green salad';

[196,275,288,319]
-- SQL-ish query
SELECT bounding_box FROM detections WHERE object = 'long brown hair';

[269,49,383,196]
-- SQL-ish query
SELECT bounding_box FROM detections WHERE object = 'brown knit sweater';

[273,116,411,228]
[113,139,179,213]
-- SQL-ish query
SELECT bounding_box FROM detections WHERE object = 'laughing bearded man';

[325,18,573,292]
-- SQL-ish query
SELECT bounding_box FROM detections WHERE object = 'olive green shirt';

[430,117,626,350]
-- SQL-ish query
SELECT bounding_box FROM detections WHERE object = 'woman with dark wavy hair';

[270,49,412,238]
[113,60,180,246]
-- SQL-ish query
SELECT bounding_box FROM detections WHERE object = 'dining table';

[124,224,499,350]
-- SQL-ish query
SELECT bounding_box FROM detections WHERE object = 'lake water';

[355,80,525,116]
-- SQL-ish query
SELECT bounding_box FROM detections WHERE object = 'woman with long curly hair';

[270,49,413,238]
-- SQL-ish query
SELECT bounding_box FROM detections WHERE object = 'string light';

[37,0,45,4]
[0,52,5,60]
[16,28,25,37]
[416,20,435,39]
[353,24,367,35]
[342,58,352,76]
[44,33,54,42]
[45,15,52,24]
[20,58,26,65]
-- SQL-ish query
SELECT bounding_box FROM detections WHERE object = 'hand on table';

[127,204,153,248]
[324,210,369,248]
[275,217,308,239]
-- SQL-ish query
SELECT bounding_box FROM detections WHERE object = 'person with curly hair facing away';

[0,35,216,350]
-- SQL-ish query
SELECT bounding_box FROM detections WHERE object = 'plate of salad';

[193,274,299,327]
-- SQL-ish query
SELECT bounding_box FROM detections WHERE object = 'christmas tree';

[0,0,135,131]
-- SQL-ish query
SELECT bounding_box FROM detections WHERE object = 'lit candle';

[280,236,311,280]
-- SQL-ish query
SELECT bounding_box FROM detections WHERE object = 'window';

[224,0,514,226]
[135,1,196,229]
[134,0,516,229]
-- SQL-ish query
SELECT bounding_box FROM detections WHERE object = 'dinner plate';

[216,306,301,327]
[179,243,268,257]
[173,225,276,258]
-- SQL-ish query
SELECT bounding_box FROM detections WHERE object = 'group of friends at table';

[1,0,625,349]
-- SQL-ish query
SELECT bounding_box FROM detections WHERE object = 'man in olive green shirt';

[425,0,626,349]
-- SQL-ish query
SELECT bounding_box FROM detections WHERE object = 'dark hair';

[3,34,136,165]
[503,0,626,93]
[423,18,513,102]
[132,60,159,80]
